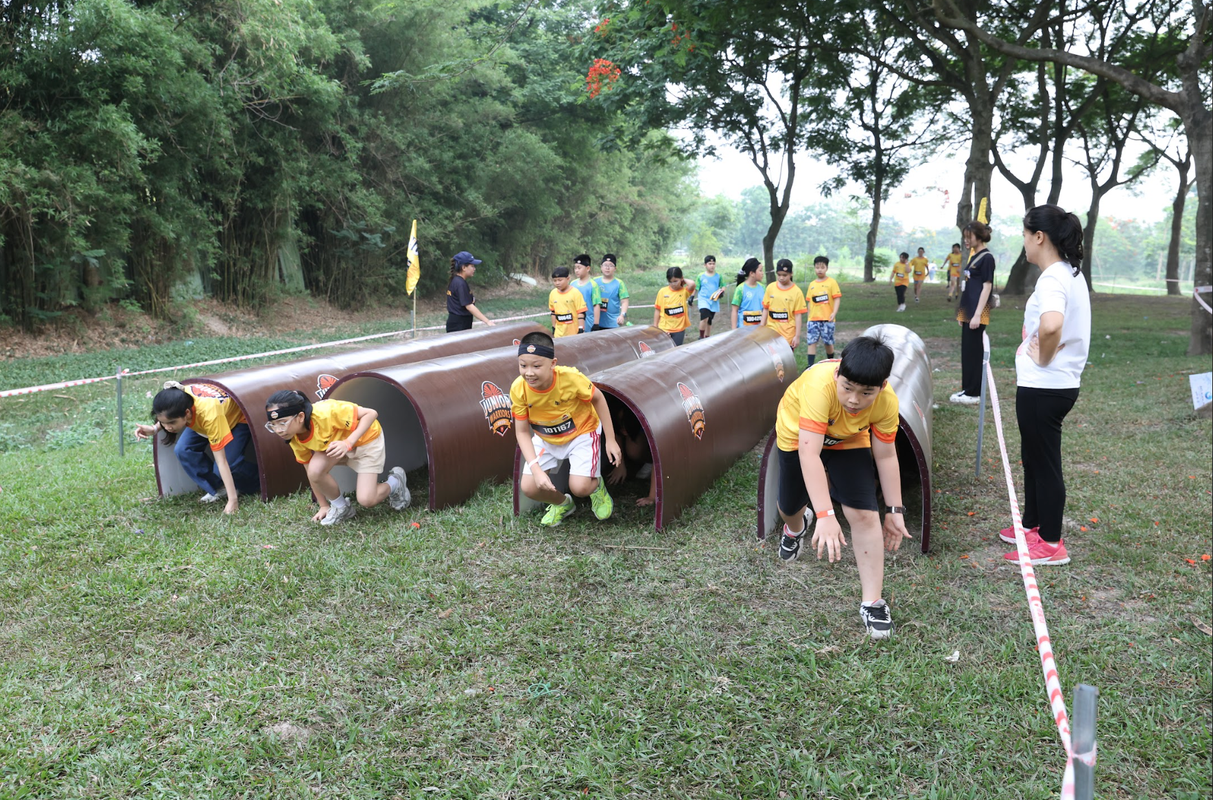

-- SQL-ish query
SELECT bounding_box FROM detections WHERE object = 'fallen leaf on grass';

[1186,559,1196,565]
[437,608,453,619]
[261,544,275,550]
[1192,617,1213,636]
[1202,555,1211,561]
[944,650,960,662]
[1080,526,1088,532]
[410,522,421,529]
[815,645,841,655]
[1089,517,1099,523]
[959,554,969,559]
[966,511,976,516]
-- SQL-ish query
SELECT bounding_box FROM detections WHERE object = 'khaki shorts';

[336,433,386,474]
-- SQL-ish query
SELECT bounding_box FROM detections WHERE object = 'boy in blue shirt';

[695,255,725,340]
[593,254,630,329]
[572,254,602,333]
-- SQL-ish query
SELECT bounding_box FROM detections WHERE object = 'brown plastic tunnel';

[514,326,799,531]
[153,321,542,500]
[755,323,935,552]
[324,326,676,510]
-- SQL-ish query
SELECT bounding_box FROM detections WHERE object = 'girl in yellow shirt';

[652,267,696,345]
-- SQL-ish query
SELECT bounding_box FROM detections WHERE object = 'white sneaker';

[951,392,981,406]
[636,463,653,480]
[896,304,905,312]
[320,500,357,526]
[199,487,227,503]
[949,390,966,403]
[387,467,411,511]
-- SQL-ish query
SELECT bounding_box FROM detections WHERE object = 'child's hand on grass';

[811,517,846,563]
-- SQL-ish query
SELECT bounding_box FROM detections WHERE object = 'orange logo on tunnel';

[480,381,513,436]
[186,383,227,399]
[677,381,706,440]
[316,374,338,398]
[638,341,654,357]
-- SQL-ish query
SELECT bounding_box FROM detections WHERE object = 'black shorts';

[669,330,686,346]
[777,446,879,516]
[446,313,473,332]
[699,308,715,323]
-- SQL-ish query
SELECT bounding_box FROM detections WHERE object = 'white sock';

[386,473,402,492]
[330,495,349,508]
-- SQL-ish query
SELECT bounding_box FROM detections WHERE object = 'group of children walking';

[889,245,964,311]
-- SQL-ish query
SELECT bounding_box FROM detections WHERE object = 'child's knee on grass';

[355,473,387,507]
[842,506,880,534]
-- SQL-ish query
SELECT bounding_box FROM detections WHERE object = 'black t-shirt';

[960,250,995,319]
[447,275,474,317]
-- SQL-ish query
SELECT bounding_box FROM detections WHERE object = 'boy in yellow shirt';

[773,336,912,639]
[909,247,929,303]
[512,331,621,526]
[889,252,910,312]
[944,243,963,301]
[652,266,696,346]
[761,259,807,350]
[804,255,841,367]
[549,266,587,338]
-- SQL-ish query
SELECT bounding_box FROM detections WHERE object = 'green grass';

[0,275,1210,798]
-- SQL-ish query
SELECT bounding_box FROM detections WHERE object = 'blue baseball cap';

[453,251,482,267]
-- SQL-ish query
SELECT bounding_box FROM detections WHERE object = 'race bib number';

[742,312,762,325]
[534,419,575,437]
[812,293,829,304]
[769,310,789,321]
[663,306,685,316]
[554,312,574,323]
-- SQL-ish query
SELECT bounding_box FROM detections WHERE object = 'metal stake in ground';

[975,332,990,478]
[1072,684,1099,800]
[117,367,124,457]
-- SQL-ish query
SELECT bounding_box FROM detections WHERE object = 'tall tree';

[932,0,1213,354]
[1138,121,1195,295]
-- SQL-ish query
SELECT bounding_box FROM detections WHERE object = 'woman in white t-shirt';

[1000,205,1091,566]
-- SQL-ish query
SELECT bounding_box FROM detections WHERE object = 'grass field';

[1,274,1210,799]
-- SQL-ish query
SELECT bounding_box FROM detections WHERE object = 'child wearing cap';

[512,331,621,526]
[549,266,587,338]
[264,390,411,526]
[446,251,495,332]
[695,255,724,340]
[571,255,602,332]
[804,255,841,367]
[593,254,630,330]
[133,382,260,514]
[652,266,696,346]
[761,259,807,350]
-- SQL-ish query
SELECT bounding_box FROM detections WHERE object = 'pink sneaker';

[1003,537,1070,566]
[999,525,1039,545]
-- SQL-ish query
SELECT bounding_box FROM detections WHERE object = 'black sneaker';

[860,600,894,640]
[778,513,811,562]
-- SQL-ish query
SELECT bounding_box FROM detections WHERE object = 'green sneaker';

[589,480,614,520]
[540,493,576,527]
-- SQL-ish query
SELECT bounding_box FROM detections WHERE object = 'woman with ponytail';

[445,251,495,332]
[999,204,1091,566]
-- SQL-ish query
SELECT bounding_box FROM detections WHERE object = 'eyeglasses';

[264,418,293,433]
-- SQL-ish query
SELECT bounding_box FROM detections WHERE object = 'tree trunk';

[1178,42,1211,355]
[761,206,789,285]
[1080,195,1099,292]
[864,177,884,283]
[1166,166,1191,296]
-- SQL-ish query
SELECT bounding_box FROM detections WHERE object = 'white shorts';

[336,433,386,474]
[532,426,602,478]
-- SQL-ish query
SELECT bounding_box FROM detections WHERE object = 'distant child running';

[909,247,928,302]
[773,336,912,640]
[653,267,696,346]
[512,331,620,526]
[265,390,411,525]
[593,254,630,330]
[730,257,765,330]
[889,253,910,312]
[695,255,725,340]
[944,243,963,301]
[804,255,841,367]
[134,382,260,514]
[549,266,587,338]
[572,255,602,332]
[761,259,807,350]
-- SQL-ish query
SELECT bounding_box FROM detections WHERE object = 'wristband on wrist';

[886,505,906,515]
[815,508,835,519]
[526,458,541,470]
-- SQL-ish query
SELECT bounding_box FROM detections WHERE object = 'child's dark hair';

[704,254,716,263]
[551,266,571,279]
[900,252,909,260]
[520,330,555,350]
[814,255,829,266]
[266,389,313,430]
[838,336,894,388]
[151,387,194,446]
[1024,204,1084,276]
[962,220,992,243]
[952,242,961,248]
[736,257,761,284]
[666,266,683,280]
[776,258,793,273]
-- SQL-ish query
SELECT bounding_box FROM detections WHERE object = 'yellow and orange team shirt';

[763,282,807,345]
[775,360,900,453]
[909,256,929,281]
[805,277,841,322]
[549,287,588,338]
[654,286,692,333]
[186,388,247,451]
[891,262,910,286]
[510,365,600,446]
[289,399,382,464]
[946,252,963,278]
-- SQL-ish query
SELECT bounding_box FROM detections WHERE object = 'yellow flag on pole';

[977,197,989,224]
[406,219,420,295]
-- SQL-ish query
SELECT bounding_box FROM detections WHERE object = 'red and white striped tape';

[982,332,1092,799]
[0,303,658,399]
